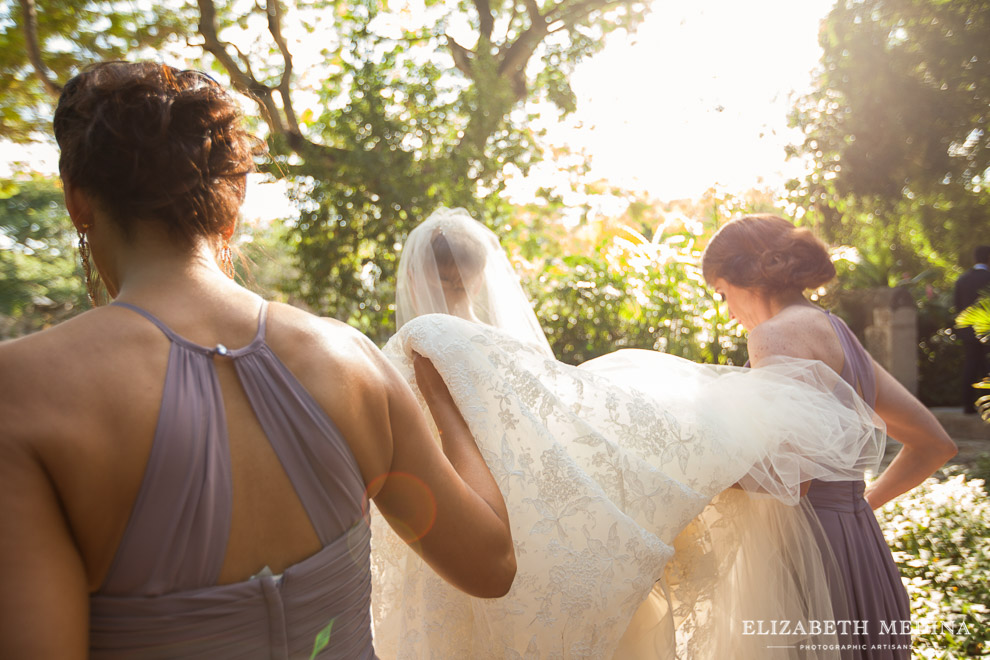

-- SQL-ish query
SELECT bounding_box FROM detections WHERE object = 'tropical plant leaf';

[955,291,990,339]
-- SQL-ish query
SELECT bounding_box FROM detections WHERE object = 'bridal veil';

[394,207,554,357]
[372,209,884,659]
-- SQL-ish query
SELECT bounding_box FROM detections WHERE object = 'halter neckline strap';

[110,300,269,357]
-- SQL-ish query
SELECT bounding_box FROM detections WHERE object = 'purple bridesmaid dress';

[89,301,377,659]
[804,311,911,659]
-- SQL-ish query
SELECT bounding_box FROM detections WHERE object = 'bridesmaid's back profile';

[702,214,956,659]
[0,62,515,659]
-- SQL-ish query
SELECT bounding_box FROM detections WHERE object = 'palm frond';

[955,289,990,339]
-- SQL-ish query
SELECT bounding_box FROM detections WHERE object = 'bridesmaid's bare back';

[0,290,393,591]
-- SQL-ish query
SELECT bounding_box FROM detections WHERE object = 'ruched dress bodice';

[89,301,376,660]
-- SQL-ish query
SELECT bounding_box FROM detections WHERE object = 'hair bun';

[758,229,835,290]
[54,62,266,244]
[702,214,835,292]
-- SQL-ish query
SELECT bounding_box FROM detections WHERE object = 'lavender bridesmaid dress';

[89,301,377,659]
[804,311,911,659]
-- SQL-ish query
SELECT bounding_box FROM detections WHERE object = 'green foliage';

[528,253,645,363]
[956,292,990,420]
[274,18,520,341]
[5,0,655,334]
[800,0,990,199]
[876,475,990,658]
[525,222,746,365]
[0,0,196,141]
[788,0,990,282]
[266,0,654,332]
[0,175,86,338]
[789,0,990,405]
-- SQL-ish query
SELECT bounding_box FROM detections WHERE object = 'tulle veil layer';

[370,315,883,659]
[394,207,554,357]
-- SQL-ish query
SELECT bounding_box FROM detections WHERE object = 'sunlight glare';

[514,0,835,203]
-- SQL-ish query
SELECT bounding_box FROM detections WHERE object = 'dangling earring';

[78,225,98,306]
[219,240,235,279]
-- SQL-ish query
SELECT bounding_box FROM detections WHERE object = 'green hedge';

[876,474,990,658]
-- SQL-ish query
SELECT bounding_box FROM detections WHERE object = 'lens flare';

[364,471,438,543]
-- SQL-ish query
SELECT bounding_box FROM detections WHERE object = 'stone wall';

[833,286,919,395]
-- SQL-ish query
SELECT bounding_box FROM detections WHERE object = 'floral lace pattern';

[371,315,883,659]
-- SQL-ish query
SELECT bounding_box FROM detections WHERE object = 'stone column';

[836,286,919,396]
[865,298,919,395]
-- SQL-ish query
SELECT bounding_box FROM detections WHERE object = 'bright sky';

[512,0,835,203]
[1,0,835,217]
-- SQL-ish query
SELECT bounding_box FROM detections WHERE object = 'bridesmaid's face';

[710,278,769,331]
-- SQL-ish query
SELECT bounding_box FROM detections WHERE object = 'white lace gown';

[370,315,883,659]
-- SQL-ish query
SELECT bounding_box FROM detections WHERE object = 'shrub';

[876,475,990,658]
[523,225,747,365]
[917,291,966,408]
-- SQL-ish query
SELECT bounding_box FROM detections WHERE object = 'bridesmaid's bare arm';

[864,361,956,509]
[411,353,510,530]
[0,349,89,658]
[349,338,515,598]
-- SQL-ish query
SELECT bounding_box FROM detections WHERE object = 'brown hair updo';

[53,61,264,244]
[701,214,836,292]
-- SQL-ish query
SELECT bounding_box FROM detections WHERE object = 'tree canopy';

[788,0,990,282]
[0,176,86,337]
[4,0,653,338]
[1,0,194,141]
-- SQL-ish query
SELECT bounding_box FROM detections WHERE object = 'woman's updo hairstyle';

[53,61,265,244]
[701,214,836,292]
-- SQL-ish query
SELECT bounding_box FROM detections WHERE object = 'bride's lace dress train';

[371,315,883,659]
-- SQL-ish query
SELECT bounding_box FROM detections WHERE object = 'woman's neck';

[108,225,230,302]
[767,289,816,318]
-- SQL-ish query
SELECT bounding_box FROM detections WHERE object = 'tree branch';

[524,0,543,25]
[228,41,261,83]
[448,0,554,163]
[195,0,346,169]
[497,0,551,88]
[18,0,61,96]
[447,36,474,77]
[474,0,494,41]
[497,23,548,98]
[265,0,300,135]
[197,0,286,134]
[452,0,627,163]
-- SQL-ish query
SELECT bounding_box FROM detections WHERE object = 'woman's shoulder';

[0,308,148,448]
[262,302,401,479]
[748,306,838,365]
[263,301,399,395]
[266,302,381,363]
[0,307,140,379]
